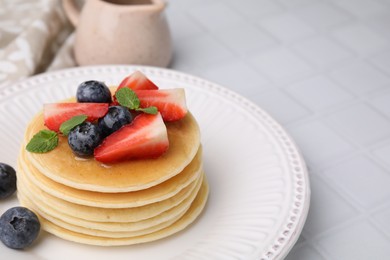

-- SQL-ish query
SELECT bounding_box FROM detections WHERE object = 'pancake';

[24,111,200,192]
[30,179,209,246]
[20,192,188,238]
[18,147,202,208]
[17,174,203,237]
[17,88,209,246]
[17,169,201,223]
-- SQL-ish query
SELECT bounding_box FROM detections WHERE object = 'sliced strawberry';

[118,71,158,91]
[113,71,159,105]
[135,89,187,122]
[44,103,108,132]
[94,113,169,163]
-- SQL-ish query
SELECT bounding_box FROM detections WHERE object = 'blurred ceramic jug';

[62,0,172,67]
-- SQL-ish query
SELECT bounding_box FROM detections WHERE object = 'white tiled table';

[166,0,390,259]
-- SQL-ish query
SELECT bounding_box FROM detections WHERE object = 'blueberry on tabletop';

[98,106,133,137]
[76,80,112,103]
[0,207,40,249]
[0,163,17,199]
[68,122,102,157]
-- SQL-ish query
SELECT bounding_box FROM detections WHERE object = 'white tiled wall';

[166,0,390,259]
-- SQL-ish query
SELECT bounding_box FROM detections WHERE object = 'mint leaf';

[115,88,140,110]
[26,130,59,153]
[136,106,158,115]
[115,88,159,115]
[60,115,88,136]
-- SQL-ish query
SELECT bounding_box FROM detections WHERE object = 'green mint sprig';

[115,88,157,115]
[60,115,88,136]
[26,130,59,153]
[136,106,158,114]
[26,115,88,153]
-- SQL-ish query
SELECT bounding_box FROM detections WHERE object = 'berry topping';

[68,122,102,157]
[44,103,108,132]
[118,71,158,91]
[135,89,187,121]
[98,106,133,137]
[76,80,112,103]
[113,71,159,105]
[94,113,169,163]
[0,207,40,249]
[0,163,16,199]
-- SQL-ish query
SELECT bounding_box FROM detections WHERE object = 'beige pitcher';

[62,0,172,67]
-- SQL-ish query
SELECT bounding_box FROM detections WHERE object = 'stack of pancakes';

[17,111,208,246]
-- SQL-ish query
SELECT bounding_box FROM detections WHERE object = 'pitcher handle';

[62,0,80,27]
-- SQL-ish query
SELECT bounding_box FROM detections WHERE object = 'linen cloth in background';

[0,0,76,89]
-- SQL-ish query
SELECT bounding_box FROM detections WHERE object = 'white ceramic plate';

[0,66,309,260]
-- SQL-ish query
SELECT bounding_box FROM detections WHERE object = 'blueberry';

[76,80,112,103]
[68,122,102,157]
[98,106,133,137]
[0,163,16,199]
[0,207,40,249]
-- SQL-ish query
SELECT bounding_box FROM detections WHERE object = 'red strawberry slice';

[113,71,159,105]
[94,113,169,163]
[44,103,109,132]
[118,71,158,91]
[135,89,187,122]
